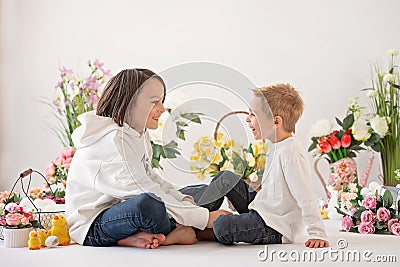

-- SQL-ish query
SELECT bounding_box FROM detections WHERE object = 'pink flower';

[54,155,66,165]
[61,147,75,158]
[342,216,354,231]
[376,207,391,222]
[45,163,56,178]
[328,135,341,149]
[358,222,375,234]
[318,139,332,153]
[364,195,377,209]
[341,133,351,148]
[62,157,73,169]
[361,210,375,224]
[390,223,400,236]
[388,219,399,232]
[5,213,23,226]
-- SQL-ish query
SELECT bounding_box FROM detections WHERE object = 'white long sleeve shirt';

[249,136,328,243]
[65,111,209,244]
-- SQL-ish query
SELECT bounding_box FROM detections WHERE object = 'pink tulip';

[318,139,332,153]
[342,216,354,231]
[54,155,66,165]
[63,157,73,169]
[364,195,377,209]
[360,210,375,225]
[377,207,391,222]
[341,133,351,148]
[328,135,341,149]
[358,222,375,234]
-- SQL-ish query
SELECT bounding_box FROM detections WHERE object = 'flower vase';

[3,227,32,248]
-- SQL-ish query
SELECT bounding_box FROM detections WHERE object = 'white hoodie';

[65,111,209,244]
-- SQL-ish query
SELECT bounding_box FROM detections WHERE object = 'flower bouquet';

[189,132,267,186]
[361,49,400,185]
[338,183,400,235]
[0,202,40,229]
[309,99,386,192]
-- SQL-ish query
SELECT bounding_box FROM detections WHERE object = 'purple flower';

[358,222,375,234]
[94,59,104,69]
[364,195,377,209]
[390,223,400,236]
[376,207,391,222]
[360,210,375,225]
[341,216,354,232]
[59,66,73,77]
[388,218,399,232]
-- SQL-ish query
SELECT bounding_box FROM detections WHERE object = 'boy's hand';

[305,239,329,248]
[182,196,196,205]
[206,210,232,228]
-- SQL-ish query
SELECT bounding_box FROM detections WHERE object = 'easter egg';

[45,236,59,247]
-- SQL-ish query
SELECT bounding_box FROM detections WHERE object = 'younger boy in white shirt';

[211,83,329,248]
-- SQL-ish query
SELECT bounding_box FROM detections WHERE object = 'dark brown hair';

[96,68,166,126]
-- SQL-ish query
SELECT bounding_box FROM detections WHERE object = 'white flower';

[360,187,371,197]
[310,119,333,137]
[366,90,378,98]
[220,160,234,171]
[387,49,399,56]
[383,73,395,83]
[368,181,381,194]
[352,121,371,141]
[245,153,256,167]
[369,116,389,138]
[249,172,259,182]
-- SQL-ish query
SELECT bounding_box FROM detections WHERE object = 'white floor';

[1,219,399,267]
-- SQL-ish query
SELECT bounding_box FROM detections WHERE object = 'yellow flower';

[214,139,223,147]
[211,151,222,163]
[204,147,211,157]
[201,136,210,144]
[226,140,234,147]
[190,154,200,161]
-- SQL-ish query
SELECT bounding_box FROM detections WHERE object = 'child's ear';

[274,116,283,127]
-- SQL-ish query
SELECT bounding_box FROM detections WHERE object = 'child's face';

[126,78,165,131]
[246,97,274,141]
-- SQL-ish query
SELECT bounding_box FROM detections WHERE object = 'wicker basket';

[0,169,65,239]
[213,111,262,192]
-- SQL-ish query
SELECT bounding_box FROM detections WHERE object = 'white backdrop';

[1,0,399,199]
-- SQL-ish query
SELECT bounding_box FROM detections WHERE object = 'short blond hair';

[253,83,304,133]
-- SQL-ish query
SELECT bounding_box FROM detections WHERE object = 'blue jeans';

[83,193,176,246]
[181,170,282,245]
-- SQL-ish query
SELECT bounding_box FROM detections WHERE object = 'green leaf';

[365,133,380,146]
[371,142,381,152]
[152,143,163,160]
[175,121,188,127]
[308,142,317,152]
[164,140,179,149]
[349,145,365,151]
[176,127,185,140]
[342,114,355,130]
[382,189,393,208]
[353,206,366,219]
[151,158,162,169]
[180,113,202,124]
[336,117,343,127]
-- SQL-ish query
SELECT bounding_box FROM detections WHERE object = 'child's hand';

[305,239,329,248]
[206,210,232,228]
[182,196,196,205]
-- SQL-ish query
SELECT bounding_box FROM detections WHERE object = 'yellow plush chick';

[38,229,48,248]
[48,214,70,246]
[320,209,329,220]
[28,231,41,250]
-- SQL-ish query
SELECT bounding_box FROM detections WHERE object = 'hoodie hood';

[72,111,141,149]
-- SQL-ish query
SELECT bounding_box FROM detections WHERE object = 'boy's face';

[246,97,275,141]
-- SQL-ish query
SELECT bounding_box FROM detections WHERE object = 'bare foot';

[162,225,197,246]
[117,231,166,249]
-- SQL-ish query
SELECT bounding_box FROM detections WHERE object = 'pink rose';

[388,219,399,232]
[360,210,375,224]
[390,223,400,236]
[62,157,73,169]
[342,216,354,232]
[54,155,66,165]
[61,147,75,158]
[358,222,375,234]
[5,213,23,226]
[364,195,377,209]
[20,216,29,225]
[45,163,56,178]
[376,207,391,222]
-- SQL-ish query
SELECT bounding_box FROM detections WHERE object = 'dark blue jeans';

[83,193,176,246]
[83,170,281,246]
[180,170,282,245]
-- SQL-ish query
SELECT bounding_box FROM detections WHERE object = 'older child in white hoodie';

[65,69,229,249]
